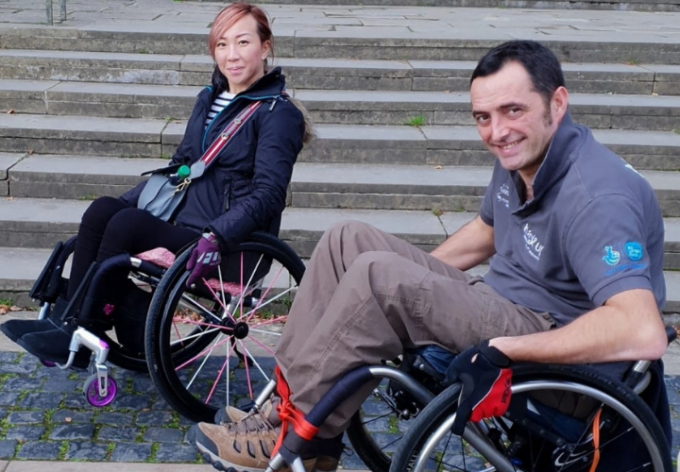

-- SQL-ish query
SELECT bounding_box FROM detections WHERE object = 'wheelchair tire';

[389,363,672,472]
[145,232,305,423]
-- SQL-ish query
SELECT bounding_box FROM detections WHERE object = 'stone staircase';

[0,2,678,318]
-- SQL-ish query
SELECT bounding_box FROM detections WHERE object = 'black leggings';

[68,196,200,300]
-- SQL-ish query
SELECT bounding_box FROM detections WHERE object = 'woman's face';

[213,14,270,95]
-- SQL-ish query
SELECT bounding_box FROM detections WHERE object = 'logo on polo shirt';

[602,246,620,266]
[624,242,643,261]
[496,183,510,208]
[523,223,544,261]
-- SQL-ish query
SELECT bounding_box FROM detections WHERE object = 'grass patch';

[105,442,115,460]
[387,415,399,434]
[137,48,150,54]
[405,115,426,127]
[136,425,148,443]
[168,412,181,429]
[148,442,160,462]
[79,194,98,201]
[431,207,444,218]
[0,298,13,306]
[40,409,56,440]
[57,440,69,460]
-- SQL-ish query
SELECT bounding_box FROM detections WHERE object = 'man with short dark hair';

[190,40,670,472]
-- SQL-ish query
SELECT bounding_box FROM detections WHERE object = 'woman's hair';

[208,3,314,146]
[209,3,274,95]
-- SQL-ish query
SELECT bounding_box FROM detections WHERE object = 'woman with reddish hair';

[2,2,311,366]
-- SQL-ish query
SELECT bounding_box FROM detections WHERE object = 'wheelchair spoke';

[237,340,255,399]
[239,286,295,321]
[200,278,238,325]
[170,326,222,346]
[242,333,276,356]
[242,263,286,324]
[249,328,282,337]
[205,339,238,404]
[178,294,224,325]
[184,333,227,391]
[238,340,271,383]
[175,332,232,372]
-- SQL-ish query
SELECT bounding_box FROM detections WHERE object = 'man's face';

[470,61,564,180]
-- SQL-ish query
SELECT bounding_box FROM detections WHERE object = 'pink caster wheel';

[82,374,117,407]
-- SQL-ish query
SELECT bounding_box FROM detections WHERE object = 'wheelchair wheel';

[145,232,305,423]
[390,364,672,472]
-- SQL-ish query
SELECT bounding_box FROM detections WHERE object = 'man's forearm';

[430,216,495,270]
[490,290,667,364]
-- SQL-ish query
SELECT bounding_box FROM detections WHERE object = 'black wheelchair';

[27,231,305,409]
[205,330,675,472]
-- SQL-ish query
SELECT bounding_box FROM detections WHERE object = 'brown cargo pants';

[274,220,555,437]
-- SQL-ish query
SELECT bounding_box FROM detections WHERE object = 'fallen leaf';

[10,306,21,312]
[65,417,72,423]
[434,165,443,170]
[0,308,8,316]
[6,109,14,114]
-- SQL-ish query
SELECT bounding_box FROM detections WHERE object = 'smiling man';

[189,40,671,472]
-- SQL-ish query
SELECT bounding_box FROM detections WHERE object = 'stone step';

[6,156,680,217]
[200,0,680,12]
[1,117,680,171]
[1,50,679,95]
[0,237,678,315]
[3,81,680,131]
[0,198,678,271]
[3,24,680,65]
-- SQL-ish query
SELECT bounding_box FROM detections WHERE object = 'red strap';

[272,365,319,457]
[200,101,262,168]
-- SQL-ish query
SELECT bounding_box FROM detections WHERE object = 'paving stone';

[49,423,95,440]
[66,441,110,461]
[0,361,37,374]
[110,442,153,462]
[0,440,16,460]
[95,411,134,426]
[7,411,44,424]
[61,394,90,409]
[6,425,45,441]
[41,377,80,393]
[155,443,199,462]
[0,352,19,363]
[111,393,153,410]
[51,409,94,423]
[15,441,61,460]
[19,392,63,409]
[1,376,40,391]
[131,375,157,394]
[143,427,184,443]
[0,392,21,406]
[136,410,173,426]
[97,426,138,442]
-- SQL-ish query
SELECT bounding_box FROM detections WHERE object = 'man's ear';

[551,86,569,121]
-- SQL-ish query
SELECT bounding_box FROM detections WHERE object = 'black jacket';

[121,67,305,252]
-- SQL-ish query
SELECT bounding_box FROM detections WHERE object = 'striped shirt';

[205,91,235,127]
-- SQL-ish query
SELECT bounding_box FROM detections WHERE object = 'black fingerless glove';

[445,340,512,435]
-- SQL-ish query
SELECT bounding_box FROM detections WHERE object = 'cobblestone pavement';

[0,350,379,466]
[0,349,677,466]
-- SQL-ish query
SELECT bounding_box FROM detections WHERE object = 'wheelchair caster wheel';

[83,374,117,407]
[40,360,56,368]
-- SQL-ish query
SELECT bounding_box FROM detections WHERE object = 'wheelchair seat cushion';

[135,247,243,296]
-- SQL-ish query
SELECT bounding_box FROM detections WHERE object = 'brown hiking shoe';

[214,398,280,426]
[191,406,343,472]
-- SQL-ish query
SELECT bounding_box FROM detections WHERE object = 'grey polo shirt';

[480,113,665,327]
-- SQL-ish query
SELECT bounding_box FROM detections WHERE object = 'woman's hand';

[186,233,222,288]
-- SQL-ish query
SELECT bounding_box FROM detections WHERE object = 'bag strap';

[200,100,263,170]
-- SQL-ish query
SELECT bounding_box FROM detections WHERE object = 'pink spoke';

[243,265,286,324]
[205,340,239,404]
[249,316,288,330]
[243,333,276,356]
[238,253,245,319]
[201,278,237,324]
[238,340,255,399]
[175,334,232,371]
